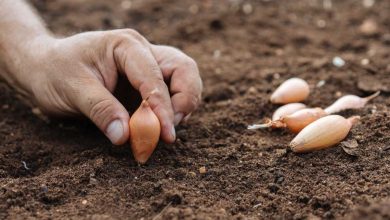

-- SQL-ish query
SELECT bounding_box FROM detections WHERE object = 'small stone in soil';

[335,91,342,98]
[359,19,378,35]
[361,58,370,65]
[40,184,48,193]
[32,107,42,116]
[213,50,221,59]
[275,149,287,157]
[188,171,196,177]
[316,80,326,88]
[323,0,332,10]
[316,19,326,28]
[363,0,375,8]
[120,0,132,10]
[199,166,207,174]
[247,86,257,94]
[89,177,98,185]
[371,105,377,114]
[332,56,345,67]
[242,3,253,14]
[189,4,199,14]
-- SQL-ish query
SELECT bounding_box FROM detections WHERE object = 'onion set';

[272,103,306,121]
[129,89,161,164]
[270,77,310,104]
[247,76,380,154]
[325,91,380,114]
[248,107,327,133]
[290,115,360,152]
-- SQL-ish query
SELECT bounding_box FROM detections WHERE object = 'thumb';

[71,79,130,145]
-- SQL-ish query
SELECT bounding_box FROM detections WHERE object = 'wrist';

[0,33,57,96]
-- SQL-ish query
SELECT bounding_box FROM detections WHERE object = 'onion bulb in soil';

[272,103,307,121]
[325,91,380,114]
[248,107,327,133]
[290,115,360,153]
[270,77,310,104]
[129,90,161,164]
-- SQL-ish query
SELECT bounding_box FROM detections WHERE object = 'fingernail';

[106,119,124,144]
[174,113,184,126]
[170,125,176,141]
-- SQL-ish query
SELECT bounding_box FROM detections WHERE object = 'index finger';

[114,36,176,143]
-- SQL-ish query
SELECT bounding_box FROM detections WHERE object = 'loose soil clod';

[341,139,360,156]
[0,0,389,219]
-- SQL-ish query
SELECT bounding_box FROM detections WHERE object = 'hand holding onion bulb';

[129,89,161,164]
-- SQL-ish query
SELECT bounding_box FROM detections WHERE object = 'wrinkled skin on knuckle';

[182,56,198,69]
[104,30,132,47]
[122,29,148,44]
[112,38,148,74]
[88,99,117,128]
[139,78,166,98]
[113,29,149,48]
[177,55,201,80]
[120,28,140,37]
[149,65,164,79]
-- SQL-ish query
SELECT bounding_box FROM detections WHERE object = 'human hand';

[12,29,202,145]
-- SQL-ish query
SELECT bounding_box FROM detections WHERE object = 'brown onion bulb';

[129,92,161,164]
[248,107,327,133]
[290,115,360,153]
[281,107,327,133]
[325,91,380,114]
[270,77,310,104]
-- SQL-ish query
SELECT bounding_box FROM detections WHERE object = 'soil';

[1,0,390,219]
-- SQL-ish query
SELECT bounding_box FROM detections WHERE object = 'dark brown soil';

[1,0,390,219]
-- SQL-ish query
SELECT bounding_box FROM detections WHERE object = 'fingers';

[151,45,203,125]
[113,33,176,143]
[70,76,130,145]
[170,61,202,120]
[171,92,199,125]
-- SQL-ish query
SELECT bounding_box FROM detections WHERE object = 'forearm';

[0,0,53,95]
